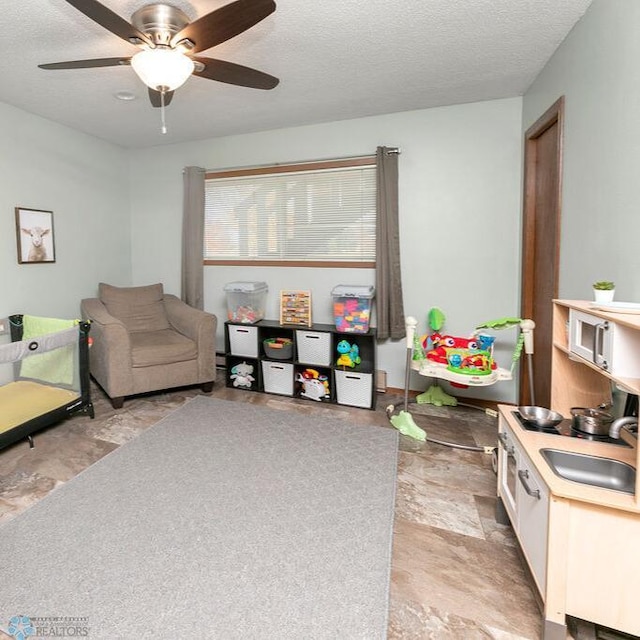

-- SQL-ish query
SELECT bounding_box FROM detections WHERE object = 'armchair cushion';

[99,283,170,333]
[130,330,197,368]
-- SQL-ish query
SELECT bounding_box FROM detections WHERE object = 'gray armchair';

[81,283,216,408]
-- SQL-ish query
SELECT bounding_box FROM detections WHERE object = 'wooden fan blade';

[148,88,175,108]
[64,0,150,45]
[172,0,276,54]
[39,57,131,70]
[193,57,279,89]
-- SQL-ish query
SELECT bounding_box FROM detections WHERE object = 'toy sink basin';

[540,448,635,494]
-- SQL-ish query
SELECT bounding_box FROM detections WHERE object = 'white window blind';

[204,159,376,264]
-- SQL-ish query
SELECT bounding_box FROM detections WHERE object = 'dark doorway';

[520,97,564,407]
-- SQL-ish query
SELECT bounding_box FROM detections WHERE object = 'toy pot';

[570,407,614,435]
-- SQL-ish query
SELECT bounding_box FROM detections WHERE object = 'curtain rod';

[203,149,401,175]
[260,149,402,164]
[305,147,401,160]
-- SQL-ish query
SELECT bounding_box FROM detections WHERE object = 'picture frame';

[280,290,312,327]
[15,207,56,264]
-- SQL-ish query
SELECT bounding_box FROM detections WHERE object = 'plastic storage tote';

[331,285,375,333]
[224,281,268,324]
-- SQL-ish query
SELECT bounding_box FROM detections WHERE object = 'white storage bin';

[228,324,259,358]
[224,281,268,324]
[296,330,332,366]
[335,370,373,409]
[261,361,294,396]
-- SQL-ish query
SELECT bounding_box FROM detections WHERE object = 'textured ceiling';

[0,0,593,148]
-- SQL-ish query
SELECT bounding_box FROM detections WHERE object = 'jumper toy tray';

[411,358,513,386]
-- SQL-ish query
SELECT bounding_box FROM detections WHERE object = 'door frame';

[519,96,565,404]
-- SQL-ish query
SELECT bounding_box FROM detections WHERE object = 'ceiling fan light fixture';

[131,47,194,91]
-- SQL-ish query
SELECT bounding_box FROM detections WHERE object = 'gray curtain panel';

[375,146,405,340]
[181,166,206,310]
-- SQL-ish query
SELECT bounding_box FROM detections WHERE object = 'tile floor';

[0,380,547,639]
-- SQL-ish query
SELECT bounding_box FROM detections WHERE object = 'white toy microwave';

[569,309,640,377]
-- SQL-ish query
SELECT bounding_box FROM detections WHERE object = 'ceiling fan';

[39,0,279,113]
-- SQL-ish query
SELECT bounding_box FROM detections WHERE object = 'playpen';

[0,315,93,450]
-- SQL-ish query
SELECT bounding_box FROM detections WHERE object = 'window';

[204,157,376,267]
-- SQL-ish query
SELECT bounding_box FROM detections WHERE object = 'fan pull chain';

[160,90,167,135]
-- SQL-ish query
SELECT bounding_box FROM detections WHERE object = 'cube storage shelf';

[224,320,377,409]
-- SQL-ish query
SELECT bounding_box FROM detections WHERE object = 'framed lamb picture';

[15,207,56,264]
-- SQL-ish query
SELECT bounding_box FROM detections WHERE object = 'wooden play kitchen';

[497,300,640,639]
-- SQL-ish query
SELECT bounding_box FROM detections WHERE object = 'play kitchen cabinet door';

[497,418,549,597]
[562,501,640,636]
[516,446,549,595]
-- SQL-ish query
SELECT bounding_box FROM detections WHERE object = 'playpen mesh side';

[0,325,82,433]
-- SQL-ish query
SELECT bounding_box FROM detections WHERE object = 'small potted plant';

[593,280,615,303]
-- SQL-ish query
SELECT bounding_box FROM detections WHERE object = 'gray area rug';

[0,396,398,639]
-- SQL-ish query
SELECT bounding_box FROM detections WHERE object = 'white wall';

[129,98,523,398]
[0,102,131,320]
[523,0,640,302]
[7,0,638,403]
[11,0,639,403]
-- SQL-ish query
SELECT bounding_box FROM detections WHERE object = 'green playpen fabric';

[18,315,76,386]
